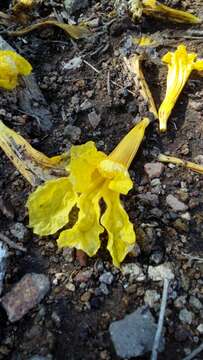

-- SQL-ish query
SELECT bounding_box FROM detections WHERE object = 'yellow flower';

[142,0,201,24]
[158,45,203,132]
[27,118,150,267]
[0,50,32,90]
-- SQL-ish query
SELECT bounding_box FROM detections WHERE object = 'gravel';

[148,263,175,281]
[166,195,188,212]
[179,309,193,325]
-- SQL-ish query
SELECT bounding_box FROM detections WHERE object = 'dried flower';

[0,50,32,90]
[158,154,203,174]
[27,118,150,267]
[142,0,201,24]
[158,45,203,132]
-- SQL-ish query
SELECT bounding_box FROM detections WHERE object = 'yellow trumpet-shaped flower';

[27,118,150,267]
[158,45,203,132]
[0,50,32,90]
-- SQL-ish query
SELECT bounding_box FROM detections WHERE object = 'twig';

[151,278,170,360]
[83,59,101,74]
[182,343,203,360]
[0,233,27,252]
[107,70,111,96]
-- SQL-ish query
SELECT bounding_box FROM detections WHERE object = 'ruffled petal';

[69,141,106,192]
[98,159,132,195]
[27,177,77,235]
[57,190,103,257]
[101,188,136,267]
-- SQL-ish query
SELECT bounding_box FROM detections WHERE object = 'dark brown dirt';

[0,1,203,360]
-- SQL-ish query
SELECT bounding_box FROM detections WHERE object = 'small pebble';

[179,309,193,325]
[99,272,114,285]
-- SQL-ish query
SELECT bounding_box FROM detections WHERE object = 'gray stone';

[62,247,74,263]
[144,162,164,179]
[137,192,159,206]
[99,272,114,285]
[109,306,165,358]
[174,296,187,309]
[10,222,28,241]
[121,263,145,282]
[197,324,203,334]
[148,263,174,281]
[64,0,89,14]
[179,309,193,325]
[1,273,50,322]
[189,296,203,311]
[64,125,81,142]
[88,110,101,129]
[144,290,160,308]
[99,283,109,295]
[166,195,188,212]
[0,241,8,295]
[62,56,82,70]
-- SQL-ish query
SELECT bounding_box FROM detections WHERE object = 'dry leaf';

[0,120,69,186]
[7,20,90,39]
[158,154,203,174]
[124,55,158,119]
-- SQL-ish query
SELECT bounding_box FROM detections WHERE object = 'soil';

[0,1,203,360]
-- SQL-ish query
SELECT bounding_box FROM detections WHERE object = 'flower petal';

[98,159,132,194]
[101,189,136,267]
[69,141,106,192]
[158,45,199,132]
[57,190,103,257]
[27,177,76,235]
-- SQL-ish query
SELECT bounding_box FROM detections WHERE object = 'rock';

[144,163,164,179]
[65,282,75,292]
[179,309,193,325]
[174,296,187,309]
[74,269,93,283]
[166,195,188,212]
[62,56,82,70]
[99,283,109,295]
[64,125,81,142]
[109,306,165,358]
[0,241,8,295]
[149,250,164,265]
[1,273,50,322]
[62,248,74,263]
[189,296,203,311]
[64,0,89,14]
[80,99,92,111]
[121,263,145,282]
[144,290,160,308]
[99,272,114,285]
[148,263,174,281]
[80,291,91,302]
[197,324,203,334]
[174,326,189,342]
[88,110,101,129]
[137,192,159,207]
[10,222,28,241]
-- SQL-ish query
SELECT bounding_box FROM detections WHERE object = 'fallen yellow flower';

[0,120,69,186]
[0,50,32,90]
[158,154,203,175]
[142,0,201,24]
[124,55,158,119]
[27,117,150,267]
[158,45,203,132]
[7,20,90,40]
